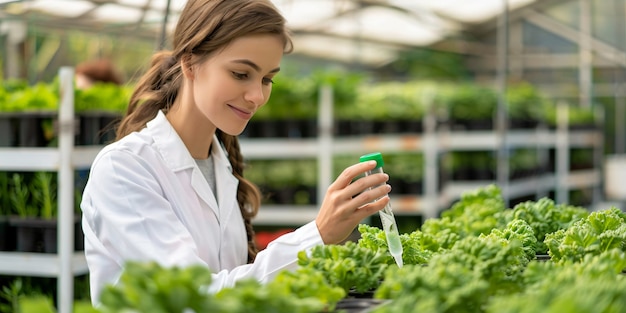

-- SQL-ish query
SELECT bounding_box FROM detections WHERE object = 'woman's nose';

[245,82,266,106]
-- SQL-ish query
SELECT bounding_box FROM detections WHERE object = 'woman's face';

[190,34,284,136]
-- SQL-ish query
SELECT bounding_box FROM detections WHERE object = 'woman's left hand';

[314,160,391,244]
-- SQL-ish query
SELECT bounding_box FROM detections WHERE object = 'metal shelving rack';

[243,88,603,224]
[0,67,100,313]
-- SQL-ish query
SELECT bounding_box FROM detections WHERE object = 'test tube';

[359,152,404,267]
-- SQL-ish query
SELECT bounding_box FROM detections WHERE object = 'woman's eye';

[262,77,275,85]
[232,72,248,80]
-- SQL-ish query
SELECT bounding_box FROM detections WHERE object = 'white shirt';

[81,110,323,304]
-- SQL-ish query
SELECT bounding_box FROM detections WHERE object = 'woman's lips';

[229,104,253,120]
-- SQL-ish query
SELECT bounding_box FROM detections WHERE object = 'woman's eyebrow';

[232,59,280,73]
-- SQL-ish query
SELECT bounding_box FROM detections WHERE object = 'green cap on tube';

[359,152,384,168]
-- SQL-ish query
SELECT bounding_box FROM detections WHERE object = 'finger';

[356,195,391,218]
[329,161,377,190]
[345,173,389,199]
[352,184,392,209]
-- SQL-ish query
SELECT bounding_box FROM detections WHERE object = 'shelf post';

[58,66,75,313]
[422,105,439,220]
[556,101,569,205]
[317,85,333,205]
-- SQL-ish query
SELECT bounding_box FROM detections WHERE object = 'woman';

[81,0,391,304]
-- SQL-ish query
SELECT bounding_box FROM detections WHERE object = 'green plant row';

[12,184,626,312]
[246,153,425,192]
[1,76,596,126]
[0,79,132,114]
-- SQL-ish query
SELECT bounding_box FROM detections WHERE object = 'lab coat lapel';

[190,167,220,219]
[212,137,239,225]
[147,111,220,219]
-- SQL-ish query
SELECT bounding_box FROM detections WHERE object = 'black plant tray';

[332,298,389,313]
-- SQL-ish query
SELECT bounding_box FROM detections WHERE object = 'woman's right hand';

[315,160,391,244]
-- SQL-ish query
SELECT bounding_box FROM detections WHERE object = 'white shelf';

[438,130,602,151]
[253,196,427,226]
[0,146,101,171]
[0,252,88,277]
[565,169,601,189]
[239,139,318,159]
[239,129,602,160]
[253,206,319,226]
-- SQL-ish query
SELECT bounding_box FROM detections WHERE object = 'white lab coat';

[81,110,323,304]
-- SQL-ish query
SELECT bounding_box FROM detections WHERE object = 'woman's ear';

[180,55,194,80]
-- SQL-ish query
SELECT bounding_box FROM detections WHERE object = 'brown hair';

[75,58,124,85]
[115,0,293,262]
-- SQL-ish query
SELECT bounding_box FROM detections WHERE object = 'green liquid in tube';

[380,208,404,267]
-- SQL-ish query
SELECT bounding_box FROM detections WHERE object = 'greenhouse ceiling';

[1,0,539,66]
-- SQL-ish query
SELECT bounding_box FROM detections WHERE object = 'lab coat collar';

[147,110,196,172]
[147,110,234,174]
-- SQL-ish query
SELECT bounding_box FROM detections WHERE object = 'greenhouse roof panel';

[0,0,539,66]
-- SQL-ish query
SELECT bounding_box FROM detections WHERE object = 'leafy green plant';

[75,83,132,114]
[1,79,29,93]
[294,159,317,188]
[499,198,589,254]
[10,174,38,217]
[265,75,316,120]
[385,153,423,183]
[0,279,23,313]
[486,250,626,313]
[388,48,470,81]
[358,224,436,266]
[271,267,345,310]
[16,296,102,313]
[214,275,330,313]
[440,83,497,121]
[505,82,548,122]
[265,160,298,189]
[482,219,538,262]
[541,102,596,128]
[4,82,57,112]
[312,70,361,120]
[353,81,425,121]
[544,207,626,263]
[297,241,389,293]
[97,261,336,313]
[374,224,530,313]
[30,172,57,219]
[99,262,215,313]
[17,295,55,313]
[509,148,538,175]
[332,154,359,179]
[0,172,11,216]
[243,160,268,187]
[429,184,507,238]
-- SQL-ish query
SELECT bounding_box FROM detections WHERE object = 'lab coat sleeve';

[207,220,323,293]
